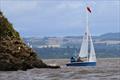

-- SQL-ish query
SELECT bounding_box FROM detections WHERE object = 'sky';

[0,0,120,37]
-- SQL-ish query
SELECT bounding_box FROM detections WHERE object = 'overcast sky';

[0,0,120,37]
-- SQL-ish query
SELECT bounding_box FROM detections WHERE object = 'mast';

[86,6,89,62]
[79,6,96,62]
[78,7,89,61]
[86,6,96,62]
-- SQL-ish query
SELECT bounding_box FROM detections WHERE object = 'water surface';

[0,58,119,80]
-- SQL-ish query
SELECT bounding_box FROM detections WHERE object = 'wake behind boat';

[66,6,96,66]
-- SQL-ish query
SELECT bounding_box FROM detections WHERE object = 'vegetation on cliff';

[0,11,59,71]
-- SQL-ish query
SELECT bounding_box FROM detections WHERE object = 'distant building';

[38,44,60,48]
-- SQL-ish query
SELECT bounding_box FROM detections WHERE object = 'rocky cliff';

[0,11,59,71]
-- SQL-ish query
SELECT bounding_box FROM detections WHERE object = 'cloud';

[0,0,119,37]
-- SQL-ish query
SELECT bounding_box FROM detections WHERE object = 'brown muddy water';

[0,58,120,80]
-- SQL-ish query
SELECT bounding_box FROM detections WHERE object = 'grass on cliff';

[0,12,20,38]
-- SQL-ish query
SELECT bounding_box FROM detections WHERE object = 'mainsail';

[79,32,88,58]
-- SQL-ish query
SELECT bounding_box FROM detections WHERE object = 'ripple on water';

[0,58,120,80]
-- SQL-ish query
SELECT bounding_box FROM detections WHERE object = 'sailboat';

[66,6,96,66]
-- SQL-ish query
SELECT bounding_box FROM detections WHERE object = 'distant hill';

[23,32,120,59]
[23,32,120,41]
[99,32,120,40]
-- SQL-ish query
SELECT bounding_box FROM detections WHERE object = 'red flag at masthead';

[87,6,91,13]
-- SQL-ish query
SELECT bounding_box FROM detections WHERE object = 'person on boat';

[70,57,76,62]
[77,57,83,62]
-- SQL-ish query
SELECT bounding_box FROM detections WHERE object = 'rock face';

[0,11,59,71]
